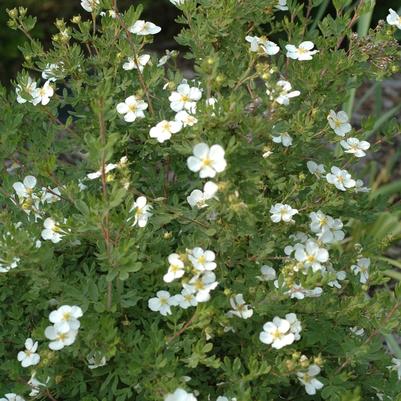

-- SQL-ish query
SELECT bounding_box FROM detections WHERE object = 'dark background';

[0,0,399,86]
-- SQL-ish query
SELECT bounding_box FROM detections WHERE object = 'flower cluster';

[44,305,83,350]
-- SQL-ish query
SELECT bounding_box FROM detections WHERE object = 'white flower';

[41,218,66,243]
[245,35,261,52]
[270,203,298,223]
[0,257,21,273]
[31,81,54,106]
[187,143,227,178]
[42,62,64,81]
[259,316,295,349]
[157,50,175,67]
[294,239,329,272]
[44,325,78,350]
[41,187,61,203]
[327,110,352,136]
[326,166,356,191]
[350,326,365,336]
[87,162,118,180]
[340,137,370,158]
[216,397,236,401]
[258,265,276,281]
[116,95,148,122]
[17,338,40,367]
[285,313,302,340]
[188,247,216,271]
[260,39,280,55]
[327,268,346,288]
[175,110,198,127]
[164,388,197,401]
[226,294,253,319]
[183,271,218,302]
[187,181,218,208]
[81,0,100,12]
[148,290,178,316]
[16,76,37,104]
[169,83,202,113]
[129,20,161,35]
[28,373,48,397]
[307,161,326,177]
[0,394,25,401]
[389,358,401,380]
[266,80,300,105]
[163,253,185,283]
[170,0,185,6]
[351,257,370,284]
[272,132,293,147]
[123,54,151,72]
[149,120,183,143]
[49,305,83,333]
[286,41,318,61]
[174,288,198,309]
[87,352,107,369]
[297,364,324,395]
[387,9,401,30]
[13,176,37,198]
[275,0,288,10]
[309,211,345,244]
[129,196,152,228]
[354,179,370,193]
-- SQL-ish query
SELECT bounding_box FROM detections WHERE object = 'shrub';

[1,1,401,400]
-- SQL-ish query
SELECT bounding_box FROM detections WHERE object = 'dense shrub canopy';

[0,1,401,401]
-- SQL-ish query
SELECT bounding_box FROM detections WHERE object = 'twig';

[167,313,197,343]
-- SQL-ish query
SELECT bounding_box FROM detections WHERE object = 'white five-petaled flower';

[285,313,302,340]
[297,364,324,395]
[266,80,300,105]
[340,137,370,158]
[326,166,356,191]
[163,253,185,283]
[0,394,25,401]
[188,247,217,272]
[307,161,326,177]
[387,9,401,30]
[183,271,218,302]
[148,290,178,316]
[16,76,37,104]
[169,83,202,113]
[175,110,198,127]
[149,120,183,143]
[41,218,66,243]
[123,54,151,72]
[245,36,279,55]
[187,181,218,209]
[226,294,253,319]
[32,81,54,106]
[81,0,100,12]
[258,265,277,281]
[44,325,78,350]
[164,388,197,401]
[270,203,298,223]
[275,0,288,10]
[129,196,152,228]
[351,257,370,284]
[286,41,318,61]
[13,176,37,198]
[259,316,296,349]
[309,211,345,244]
[272,132,293,147]
[128,20,161,35]
[294,239,329,272]
[87,162,118,180]
[174,288,198,309]
[17,338,40,367]
[327,110,352,136]
[245,35,261,52]
[116,95,148,122]
[187,143,227,178]
[49,305,83,333]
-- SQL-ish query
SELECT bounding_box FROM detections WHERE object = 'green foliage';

[0,1,401,401]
